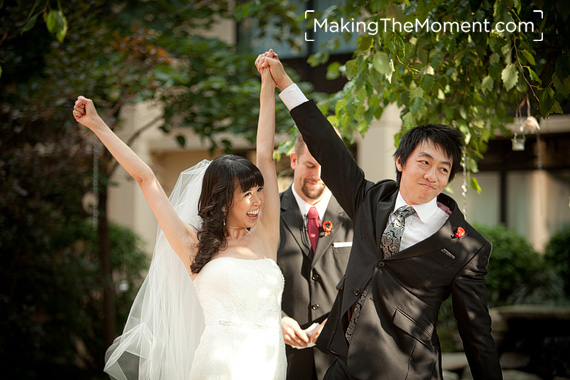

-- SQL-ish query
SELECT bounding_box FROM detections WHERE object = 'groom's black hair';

[394,124,464,185]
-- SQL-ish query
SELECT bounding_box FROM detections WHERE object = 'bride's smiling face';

[226,184,264,230]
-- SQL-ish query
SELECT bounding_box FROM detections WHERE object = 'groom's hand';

[281,316,310,347]
[309,318,327,344]
[255,50,294,92]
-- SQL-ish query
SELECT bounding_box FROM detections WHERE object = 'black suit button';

[353,289,360,296]
[312,273,320,281]
[377,261,385,268]
[311,304,320,310]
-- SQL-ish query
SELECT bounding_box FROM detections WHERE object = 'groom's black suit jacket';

[278,187,353,379]
[290,100,502,380]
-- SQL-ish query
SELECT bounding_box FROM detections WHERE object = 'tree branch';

[513,36,539,103]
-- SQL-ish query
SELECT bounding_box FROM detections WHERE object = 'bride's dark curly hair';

[191,155,264,274]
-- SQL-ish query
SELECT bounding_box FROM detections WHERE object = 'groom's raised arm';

[258,54,370,219]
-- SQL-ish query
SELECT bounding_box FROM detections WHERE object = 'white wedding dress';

[190,256,287,380]
[104,161,287,380]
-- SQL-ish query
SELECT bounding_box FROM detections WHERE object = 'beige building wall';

[108,96,570,255]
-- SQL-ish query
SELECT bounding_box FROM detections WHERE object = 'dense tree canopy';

[240,0,569,190]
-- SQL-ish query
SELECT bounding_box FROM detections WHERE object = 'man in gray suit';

[278,133,354,380]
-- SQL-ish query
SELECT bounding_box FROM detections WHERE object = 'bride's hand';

[73,96,105,131]
[260,65,276,90]
[281,316,310,347]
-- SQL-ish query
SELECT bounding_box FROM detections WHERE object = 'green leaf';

[371,0,390,12]
[481,75,494,94]
[326,62,341,80]
[27,0,41,17]
[234,3,251,21]
[514,0,521,14]
[373,51,390,75]
[308,51,329,68]
[22,14,38,33]
[345,59,357,80]
[420,74,435,93]
[45,10,57,32]
[356,35,374,53]
[489,63,503,81]
[421,65,435,76]
[402,112,416,129]
[471,177,482,194]
[525,66,542,85]
[430,53,443,70]
[410,97,425,115]
[520,50,535,66]
[553,73,570,97]
[175,135,186,147]
[539,87,555,116]
[552,101,563,114]
[501,63,518,91]
[44,9,67,42]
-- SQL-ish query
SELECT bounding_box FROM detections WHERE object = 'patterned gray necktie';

[380,205,416,257]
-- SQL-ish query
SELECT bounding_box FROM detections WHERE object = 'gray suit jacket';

[278,187,354,380]
[290,100,502,380]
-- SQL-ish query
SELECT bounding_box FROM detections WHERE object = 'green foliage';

[2,0,287,377]
[316,0,568,172]
[476,224,566,306]
[154,35,294,153]
[0,179,148,378]
[544,224,570,296]
[242,0,569,173]
[437,224,568,351]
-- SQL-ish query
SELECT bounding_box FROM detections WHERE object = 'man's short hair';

[394,124,464,184]
[294,133,307,156]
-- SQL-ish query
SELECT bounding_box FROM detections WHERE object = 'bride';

[73,59,285,379]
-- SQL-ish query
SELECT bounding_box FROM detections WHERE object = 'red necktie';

[307,206,320,253]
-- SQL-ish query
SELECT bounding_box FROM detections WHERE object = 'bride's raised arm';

[254,58,280,254]
[73,97,197,274]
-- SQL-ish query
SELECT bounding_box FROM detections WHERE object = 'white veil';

[104,160,210,380]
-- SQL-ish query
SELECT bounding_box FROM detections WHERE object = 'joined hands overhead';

[255,49,294,92]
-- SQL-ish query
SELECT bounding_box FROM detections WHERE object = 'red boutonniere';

[454,227,465,239]
[322,221,333,236]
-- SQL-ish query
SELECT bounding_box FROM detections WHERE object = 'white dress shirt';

[279,84,308,110]
[291,186,332,226]
[392,192,450,251]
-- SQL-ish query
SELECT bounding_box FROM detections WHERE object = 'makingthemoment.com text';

[312,17,536,35]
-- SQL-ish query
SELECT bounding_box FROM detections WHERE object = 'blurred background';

[1,0,569,379]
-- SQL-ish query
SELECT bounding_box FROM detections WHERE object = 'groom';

[257,52,502,380]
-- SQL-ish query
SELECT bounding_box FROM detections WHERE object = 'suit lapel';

[280,188,312,258]
[312,197,346,266]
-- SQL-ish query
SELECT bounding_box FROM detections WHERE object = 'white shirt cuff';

[278,84,309,111]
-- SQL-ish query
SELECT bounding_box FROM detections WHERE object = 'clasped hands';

[281,316,327,349]
[254,49,294,91]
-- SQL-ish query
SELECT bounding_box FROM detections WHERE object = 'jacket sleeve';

[290,100,371,220]
[451,241,503,380]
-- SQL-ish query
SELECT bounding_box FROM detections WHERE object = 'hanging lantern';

[511,133,525,151]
